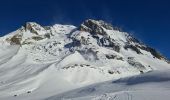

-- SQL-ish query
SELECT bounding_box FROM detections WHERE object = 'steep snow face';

[0,19,169,99]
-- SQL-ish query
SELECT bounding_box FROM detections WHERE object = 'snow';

[57,51,87,69]
[0,20,169,100]
[46,70,170,100]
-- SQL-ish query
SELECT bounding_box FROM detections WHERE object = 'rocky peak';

[24,22,46,35]
[5,22,52,45]
[79,19,108,35]
[77,20,120,52]
[79,19,122,35]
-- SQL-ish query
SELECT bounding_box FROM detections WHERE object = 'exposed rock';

[137,45,169,61]
[105,55,116,59]
[14,95,17,97]
[108,70,114,74]
[127,34,141,44]
[96,20,113,30]
[78,48,99,61]
[24,22,45,35]
[127,57,146,71]
[32,36,44,41]
[124,44,142,54]
[79,20,106,35]
[80,36,89,45]
[78,19,122,53]
[100,37,120,52]
[140,70,144,74]
[108,70,120,74]
[9,34,22,45]
[27,91,31,93]
[44,33,51,39]
[79,19,123,35]
[105,54,123,61]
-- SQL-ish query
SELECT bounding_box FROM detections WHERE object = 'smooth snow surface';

[46,70,170,100]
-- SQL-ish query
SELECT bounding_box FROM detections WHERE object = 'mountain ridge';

[1,19,169,63]
[0,19,169,100]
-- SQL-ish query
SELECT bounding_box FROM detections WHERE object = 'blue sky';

[0,0,170,59]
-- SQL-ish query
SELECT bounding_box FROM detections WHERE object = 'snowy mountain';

[0,19,169,100]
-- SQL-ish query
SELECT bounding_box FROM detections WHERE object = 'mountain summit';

[0,19,169,100]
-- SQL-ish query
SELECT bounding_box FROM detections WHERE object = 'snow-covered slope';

[47,70,170,100]
[0,19,169,100]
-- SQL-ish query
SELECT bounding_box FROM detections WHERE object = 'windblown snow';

[0,19,169,100]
